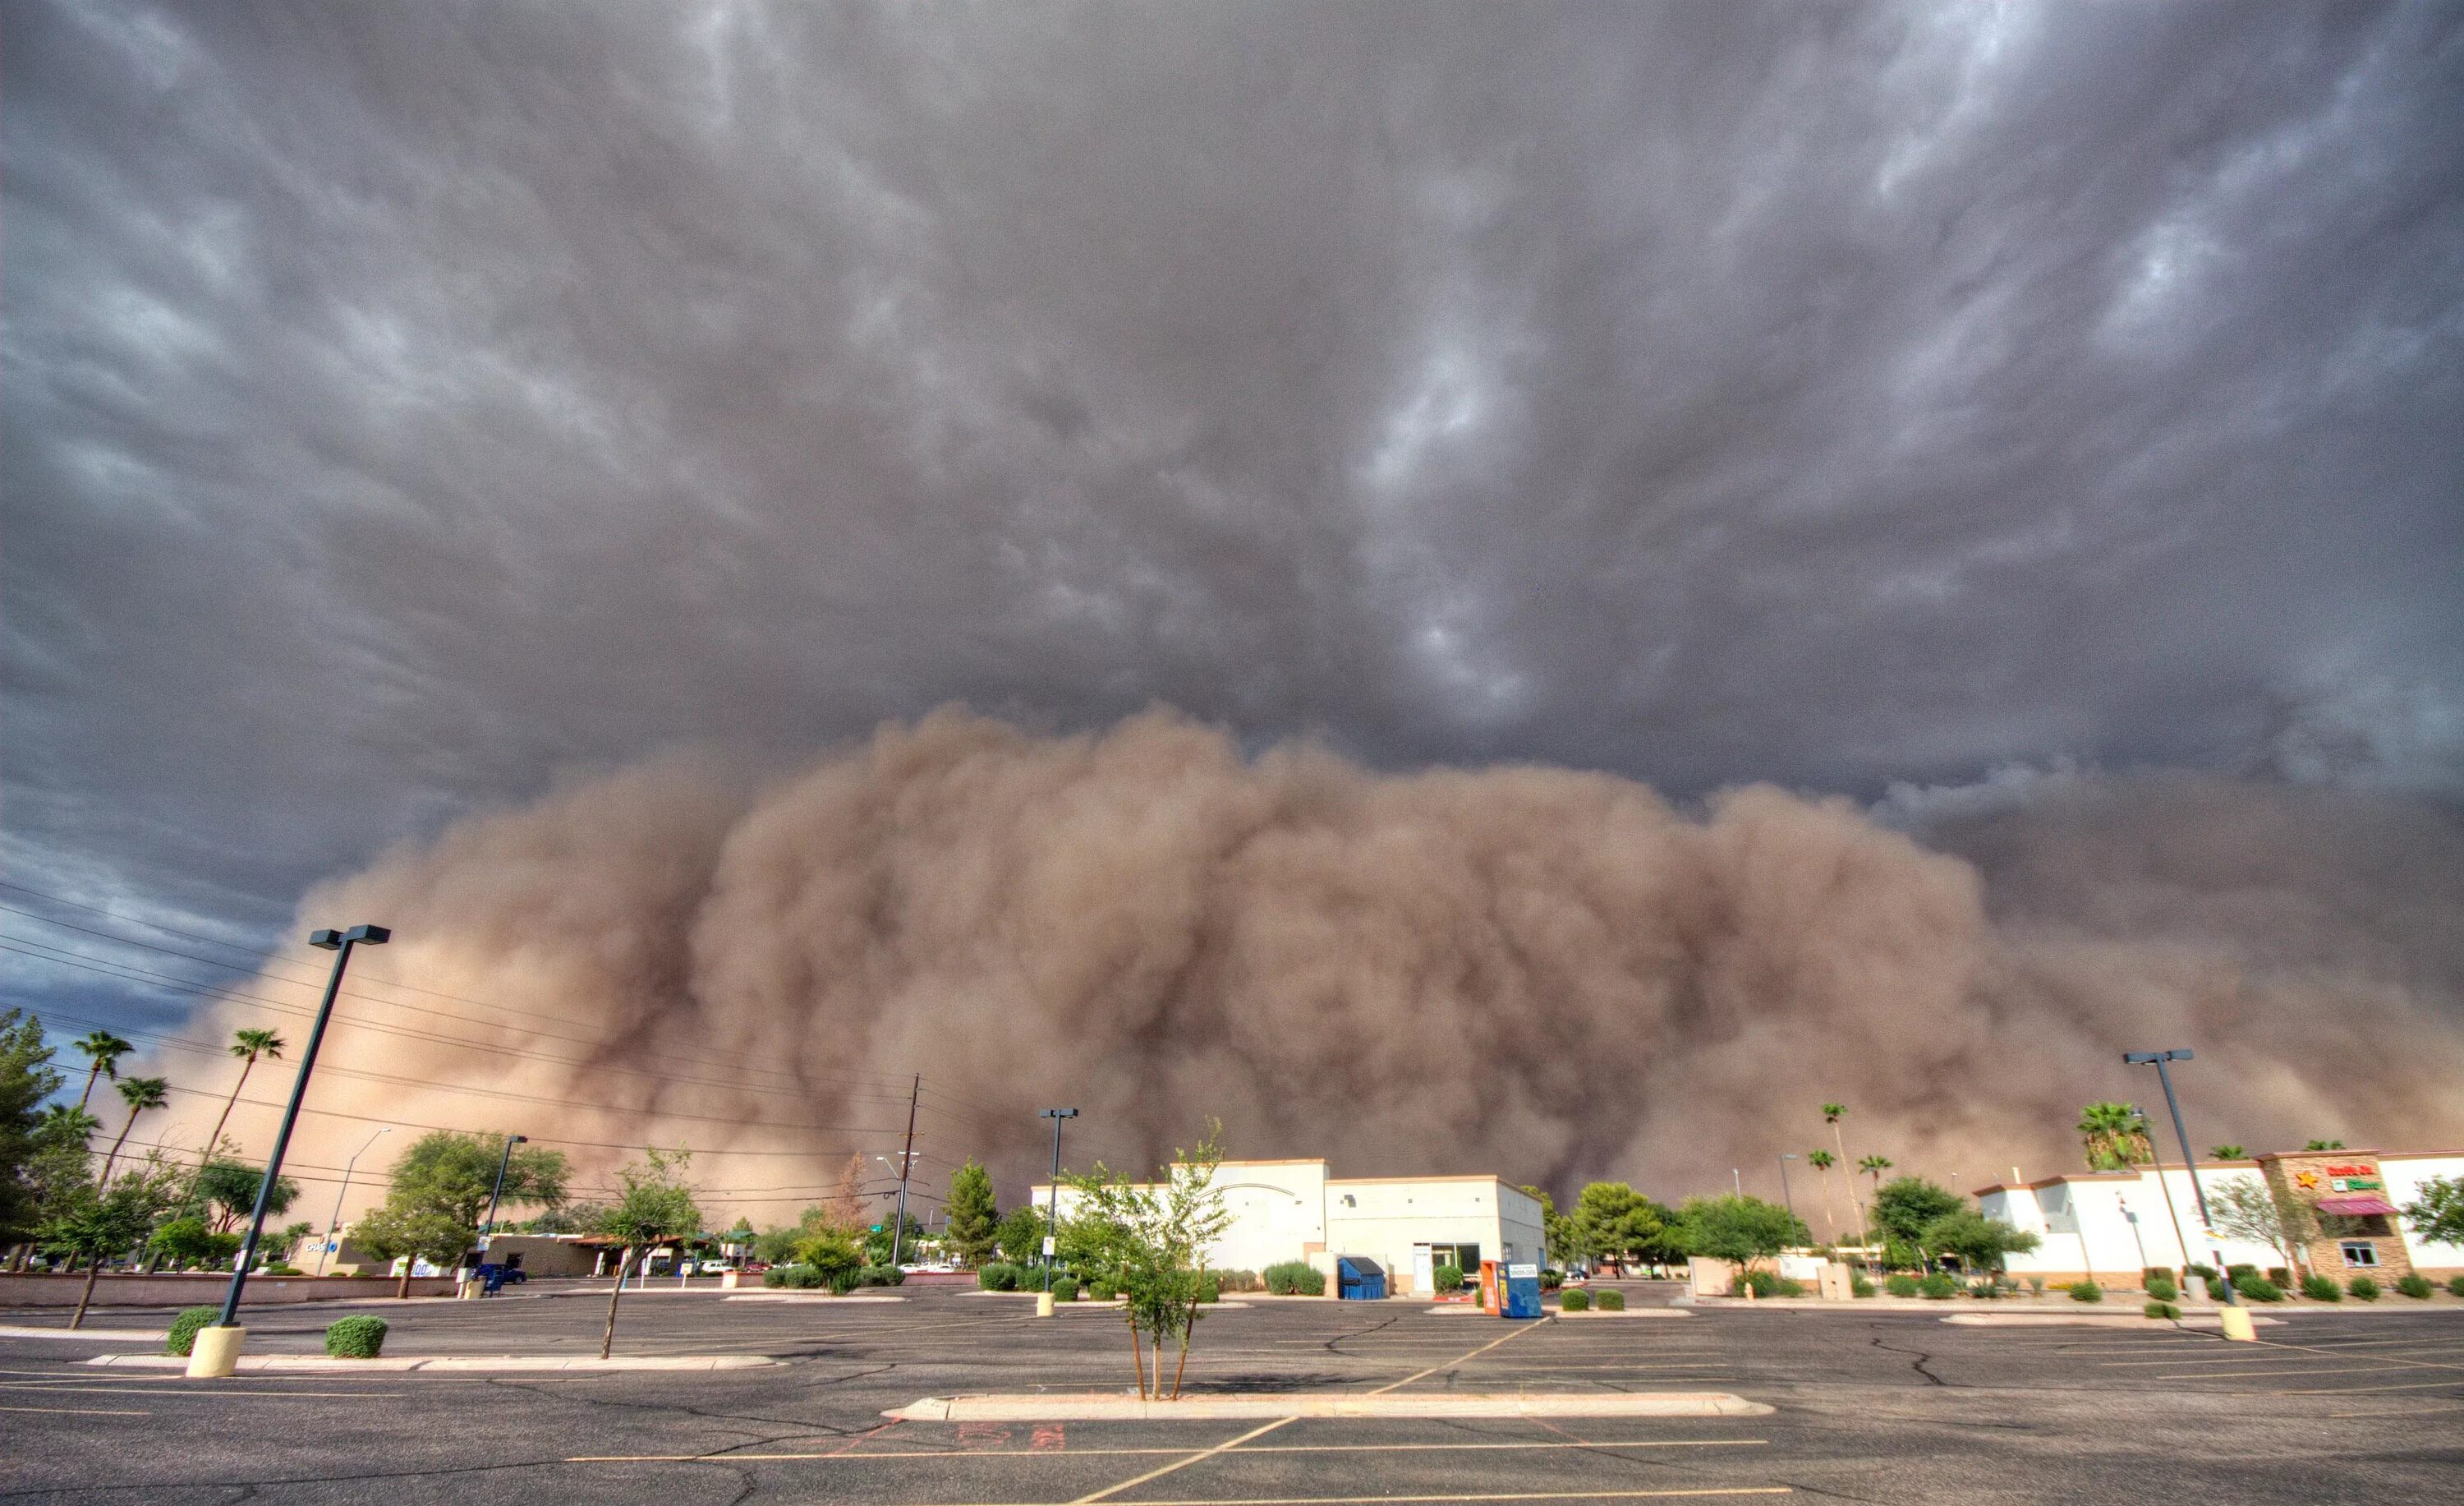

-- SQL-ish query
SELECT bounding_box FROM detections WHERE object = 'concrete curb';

[886,1390,1772,1421]
[719,1294,907,1304]
[0,1325,166,1342]
[88,1352,781,1373]
[1550,1308,1692,1319]
[1941,1312,2285,1329]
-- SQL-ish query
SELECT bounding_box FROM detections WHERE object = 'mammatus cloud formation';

[154,710,2464,1213]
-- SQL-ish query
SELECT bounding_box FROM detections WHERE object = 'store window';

[2339,1241,2379,1268]
[1432,1243,1481,1271]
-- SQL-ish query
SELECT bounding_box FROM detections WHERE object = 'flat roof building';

[1975,1147,2462,1286]
[1032,1158,1546,1296]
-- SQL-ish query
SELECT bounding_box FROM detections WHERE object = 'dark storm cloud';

[5,2,2460,944]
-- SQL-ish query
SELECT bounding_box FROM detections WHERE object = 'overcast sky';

[6,2,2460,1042]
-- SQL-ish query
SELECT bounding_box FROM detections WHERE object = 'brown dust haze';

[158,708,2464,1225]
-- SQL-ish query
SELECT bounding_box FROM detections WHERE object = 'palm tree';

[1807,1149,1839,1233]
[99,1076,169,1181]
[1857,1154,1893,1199]
[203,1028,286,1161]
[1824,1103,1868,1238]
[2209,1144,2245,1161]
[72,1031,134,1111]
[2077,1102,2152,1171]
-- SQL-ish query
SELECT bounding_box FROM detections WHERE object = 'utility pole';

[195,923,389,1377]
[1777,1154,1799,1222]
[315,1127,390,1278]
[480,1134,528,1250]
[2125,1049,2238,1315]
[890,1075,920,1268]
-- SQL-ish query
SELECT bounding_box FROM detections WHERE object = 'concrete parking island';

[887,1391,1772,1421]
[90,1353,780,1374]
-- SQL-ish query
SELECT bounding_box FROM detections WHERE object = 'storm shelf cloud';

[3,2,2459,1200]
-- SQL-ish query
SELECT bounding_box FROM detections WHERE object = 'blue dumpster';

[1337,1256,1386,1301]
[1501,1262,1542,1319]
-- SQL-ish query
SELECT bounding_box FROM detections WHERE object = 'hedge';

[1264,1260,1325,1296]
[2068,1281,2103,1302]
[1559,1287,1591,1311]
[977,1263,1023,1292]
[167,1306,221,1357]
[1596,1289,1625,1311]
[2144,1301,2181,1320]
[325,1315,388,1358]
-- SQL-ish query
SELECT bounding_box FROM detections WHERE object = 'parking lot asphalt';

[4,1283,2460,1504]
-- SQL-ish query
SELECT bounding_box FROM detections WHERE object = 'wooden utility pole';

[890,1075,920,1267]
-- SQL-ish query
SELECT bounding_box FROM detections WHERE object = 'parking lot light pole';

[195,924,389,1377]
[480,1135,528,1249]
[1777,1154,1800,1222]
[1038,1108,1078,1315]
[315,1126,390,1277]
[2124,1049,2244,1332]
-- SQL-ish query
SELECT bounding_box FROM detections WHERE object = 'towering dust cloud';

[168,709,2464,1214]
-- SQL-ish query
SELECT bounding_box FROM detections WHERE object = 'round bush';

[1431,1263,1465,1294]
[978,1263,1021,1292]
[2234,1274,2284,1303]
[1884,1274,1920,1298]
[2068,1281,2104,1303]
[2144,1301,2181,1320]
[2347,1276,2380,1301]
[2451,1274,2464,1298]
[2144,1277,2178,1302]
[325,1315,388,1358]
[1850,1274,1876,1298]
[1538,1269,1562,1291]
[2301,1273,2342,1301]
[1089,1274,1119,1301]
[2396,1274,2434,1300]
[2203,1275,2232,1302]
[1559,1287,1592,1311]
[1919,1274,1957,1301]
[1595,1289,1625,1311]
[167,1306,221,1357]
[1049,1276,1079,1301]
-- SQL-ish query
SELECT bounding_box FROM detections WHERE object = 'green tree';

[792,1227,866,1289]
[1870,1177,1963,1248]
[1064,1121,1233,1400]
[997,1203,1051,1264]
[0,1010,63,1247]
[1919,1209,2040,1273]
[2208,1177,2318,1278]
[865,1210,923,1265]
[352,1203,473,1298]
[2209,1144,2246,1161]
[2077,1102,2153,1171]
[1673,1195,1809,1273]
[1855,1154,1894,1210]
[20,1105,101,1264]
[71,1030,132,1112]
[945,1160,998,1266]
[385,1131,569,1232]
[595,1148,702,1358]
[2400,1175,2464,1247]
[40,1158,182,1328]
[2303,1139,2346,1151]
[1569,1181,1670,1271]
[189,1158,300,1233]
[200,1028,285,1163]
[149,1217,243,1271]
[98,1076,168,1180]
[1805,1150,1840,1237]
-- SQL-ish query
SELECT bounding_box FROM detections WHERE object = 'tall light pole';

[2131,1099,2195,1283]
[1039,1108,1078,1297]
[891,1075,920,1267]
[480,1134,528,1254]
[1777,1154,1800,1223]
[315,1126,390,1278]
[2124,1049,2234,1310]
[200,923,389,1373]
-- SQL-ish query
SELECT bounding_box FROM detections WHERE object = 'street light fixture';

[2123,1049,2235,1310]
[202,923,390,1370]
[315,1126,391,1277]
[1039,1108,1078,1304]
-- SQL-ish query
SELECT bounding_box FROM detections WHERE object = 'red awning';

[2315,1194,2397,1216]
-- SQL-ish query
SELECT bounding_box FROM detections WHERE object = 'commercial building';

[1975,1146,2462,1286]
[1031,1158,1547,1296]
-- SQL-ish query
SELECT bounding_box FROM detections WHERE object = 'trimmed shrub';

[856,1264,903,1287]
[1538,1269,1563,1291]
[2451,1274,2464,1298]
[1560,1287,1592,1311]
[2067,1281,2103,1303]
[1850,1273,1876,1298]
[1089,1274,1119,1301]
[828,1268,862,1296]
[2265,1268,2291,1287]
[977,1263,1022,1292]
[325,1315,388,1358]
[1596,1289,1625,1311]
[1431,1262,1465,1294]
[261,1264,303,1277]
[2234,1273,2284,1303]
[2203,1275,2232,1302]
[2301,1273,2342,1302]
[1918,1273,1957,1301]
[167,1306,221,1357]
[1049,1276,1079,1301]
[1221,1269,1263,1293]
[2145,1276,2178,1302]
[2186,1263,2218,1280]
[765,1264,825,1289]
[2396,1274,2434,1300]
[2141,1267,2170,1287]
[2144,1301,2181,1320]
[1740,1269,1803,1297]
[2226,1264,2258,1283]
[1885,1273,1920,1298]
[1265,1260,1326,1296]
[2347,1276,2380,1301]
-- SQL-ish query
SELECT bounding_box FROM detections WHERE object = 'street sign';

[1042,1236,1057,1256]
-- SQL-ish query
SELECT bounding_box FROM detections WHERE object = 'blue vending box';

[1501,1263,1543,1319]
[1337,1256,1387,1301]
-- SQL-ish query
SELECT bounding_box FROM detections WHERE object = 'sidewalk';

[88,1353,780,1373]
